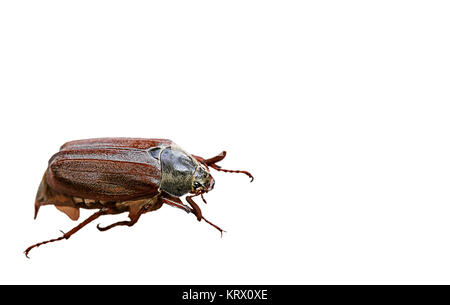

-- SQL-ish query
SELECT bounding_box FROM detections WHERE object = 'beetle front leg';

[186,195,225,236]
[161,194,225,236]
[185,195,203,221]
[201,216,226,237]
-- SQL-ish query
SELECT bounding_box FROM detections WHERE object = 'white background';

[1,1,450,284]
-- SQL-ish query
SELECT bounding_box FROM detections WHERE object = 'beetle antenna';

[210,164,254,182]
[200,193,207,204]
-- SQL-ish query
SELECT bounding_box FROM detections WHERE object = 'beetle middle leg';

[96,218,140,231]
[96,205,145,232]
[96,197,162,232]
[160,194,192,214]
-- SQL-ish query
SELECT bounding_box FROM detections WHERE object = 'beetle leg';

[201,215,226,237]
[161,193,225,236]
[96,207,144,231]
[186,195,225,236]
[186,195,203,221]
[24,208,112,258]
[96,219,140,231]
[160,195,191,214]
[96,198,161,232]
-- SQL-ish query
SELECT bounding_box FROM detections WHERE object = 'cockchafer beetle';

[25,138,253,257]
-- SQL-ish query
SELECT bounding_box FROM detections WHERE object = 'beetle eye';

[193,182,202,189]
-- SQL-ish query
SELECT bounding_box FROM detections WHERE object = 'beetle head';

[192,163,215,195]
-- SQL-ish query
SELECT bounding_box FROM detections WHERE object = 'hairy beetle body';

[25,138,253,257]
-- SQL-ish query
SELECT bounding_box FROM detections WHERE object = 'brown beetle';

[25,138,253,257]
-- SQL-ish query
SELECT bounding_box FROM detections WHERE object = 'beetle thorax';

[158,147,200,197]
